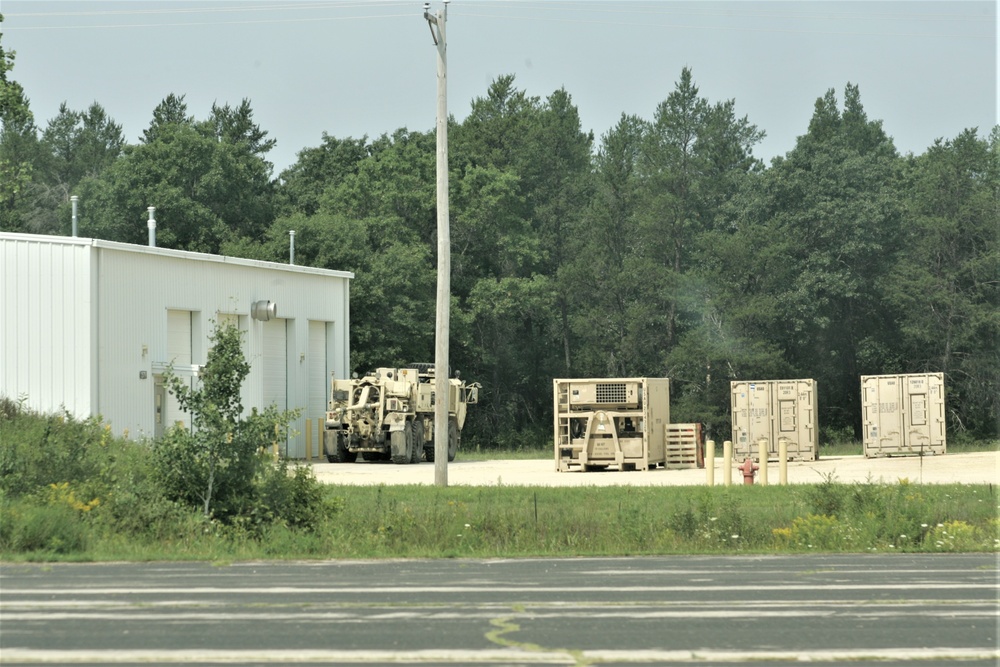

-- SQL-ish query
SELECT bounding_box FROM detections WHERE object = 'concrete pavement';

[307,451,999,487]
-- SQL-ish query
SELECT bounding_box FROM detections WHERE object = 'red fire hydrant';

[739,457,759,485]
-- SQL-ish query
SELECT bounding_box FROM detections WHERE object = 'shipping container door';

[863,376,903,456]
[747,382,772,455]
[905,374,944,451]
[777,380,817,461]
[732,381,772,459]
[927,374,946,449]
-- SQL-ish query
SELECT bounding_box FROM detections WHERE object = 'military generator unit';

[324,364,479,465]
[554,377,671,472]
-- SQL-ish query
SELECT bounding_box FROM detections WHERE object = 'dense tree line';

[2,21,996,445]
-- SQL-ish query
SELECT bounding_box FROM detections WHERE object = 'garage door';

[167,310,192,366]
[162,310,192,431]
[308,321,328,420]
[262,318,286,411]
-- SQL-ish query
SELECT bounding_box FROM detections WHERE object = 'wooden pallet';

[665,423,703,469]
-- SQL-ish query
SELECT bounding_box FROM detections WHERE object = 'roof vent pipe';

[147,207,156,247]
[289,230,295,265]
[70,195,79,237]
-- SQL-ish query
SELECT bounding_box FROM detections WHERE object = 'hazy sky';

[3,1,996,175]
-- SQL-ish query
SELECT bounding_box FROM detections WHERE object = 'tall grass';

[3,481,996,562]
[2,397,997,562]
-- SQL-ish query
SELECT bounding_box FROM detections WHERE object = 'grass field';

[2,403,997,562]
[3,481,997,562]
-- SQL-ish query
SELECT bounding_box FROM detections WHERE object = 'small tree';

[154,320,297,519]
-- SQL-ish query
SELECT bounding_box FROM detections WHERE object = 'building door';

[308,321,328,420]
[153,379,167,440]
[262,318,286,412]
[164,309,193,430]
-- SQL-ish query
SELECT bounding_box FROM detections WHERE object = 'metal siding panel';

[26,241,40,404]
[1,241,24,399]
[1,238,93,418]
[102,249,149,436]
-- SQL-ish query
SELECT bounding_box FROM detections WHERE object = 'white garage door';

[162,310,192,431]
[308,321,328,420]
[262,318,286,411]
[167,310,192,366]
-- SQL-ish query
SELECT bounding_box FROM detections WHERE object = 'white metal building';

[1,232,353,457]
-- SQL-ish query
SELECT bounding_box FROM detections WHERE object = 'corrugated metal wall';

[1,235,94,417]
[2,234,352,455]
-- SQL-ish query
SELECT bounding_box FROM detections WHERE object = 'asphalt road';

[1,554,997,665]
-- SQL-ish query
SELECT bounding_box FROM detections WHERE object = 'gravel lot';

[307,450,999,487]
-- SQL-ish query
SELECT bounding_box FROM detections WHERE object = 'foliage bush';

[0,404,106,497]
[0,328,338,557]
[0,494,89,554]
[152,321,302,521]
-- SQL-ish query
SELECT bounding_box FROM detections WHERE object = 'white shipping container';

[861,373,946,457]
[731,379,818,462]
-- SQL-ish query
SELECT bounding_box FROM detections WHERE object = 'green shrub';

[926,521,980,551]
[0,395,20,420]
[806,472,848,516]
[255,462,342,532]
[0,407,106,497]
[772,513,854,551]
[0,496,88,554]
[152,321,298,520]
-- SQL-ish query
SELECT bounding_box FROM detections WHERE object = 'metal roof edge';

[0,232,354,280]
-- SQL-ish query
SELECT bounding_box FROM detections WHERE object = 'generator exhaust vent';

[251,300,277,321]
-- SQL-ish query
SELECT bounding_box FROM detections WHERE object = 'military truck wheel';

[424,444,435,462]
[448,418,459,462]
[409,420,423,464]
[390,428,412,465]
[337,435,357,463]
[326,432,357,463]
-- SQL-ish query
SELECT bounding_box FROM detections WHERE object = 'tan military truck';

[324,363,479,464]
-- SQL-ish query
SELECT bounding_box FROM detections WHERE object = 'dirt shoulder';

[307,451,999,487]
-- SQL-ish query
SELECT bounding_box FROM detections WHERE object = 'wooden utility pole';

[424,1,450,487]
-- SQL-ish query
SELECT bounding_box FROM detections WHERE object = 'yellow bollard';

[305,418,313,460]
[757,438,768,486]
[779,437,788,485]
[705,440,715,486]
[723,440,733,486]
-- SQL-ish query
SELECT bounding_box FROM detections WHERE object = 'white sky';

[2,1,996,175]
